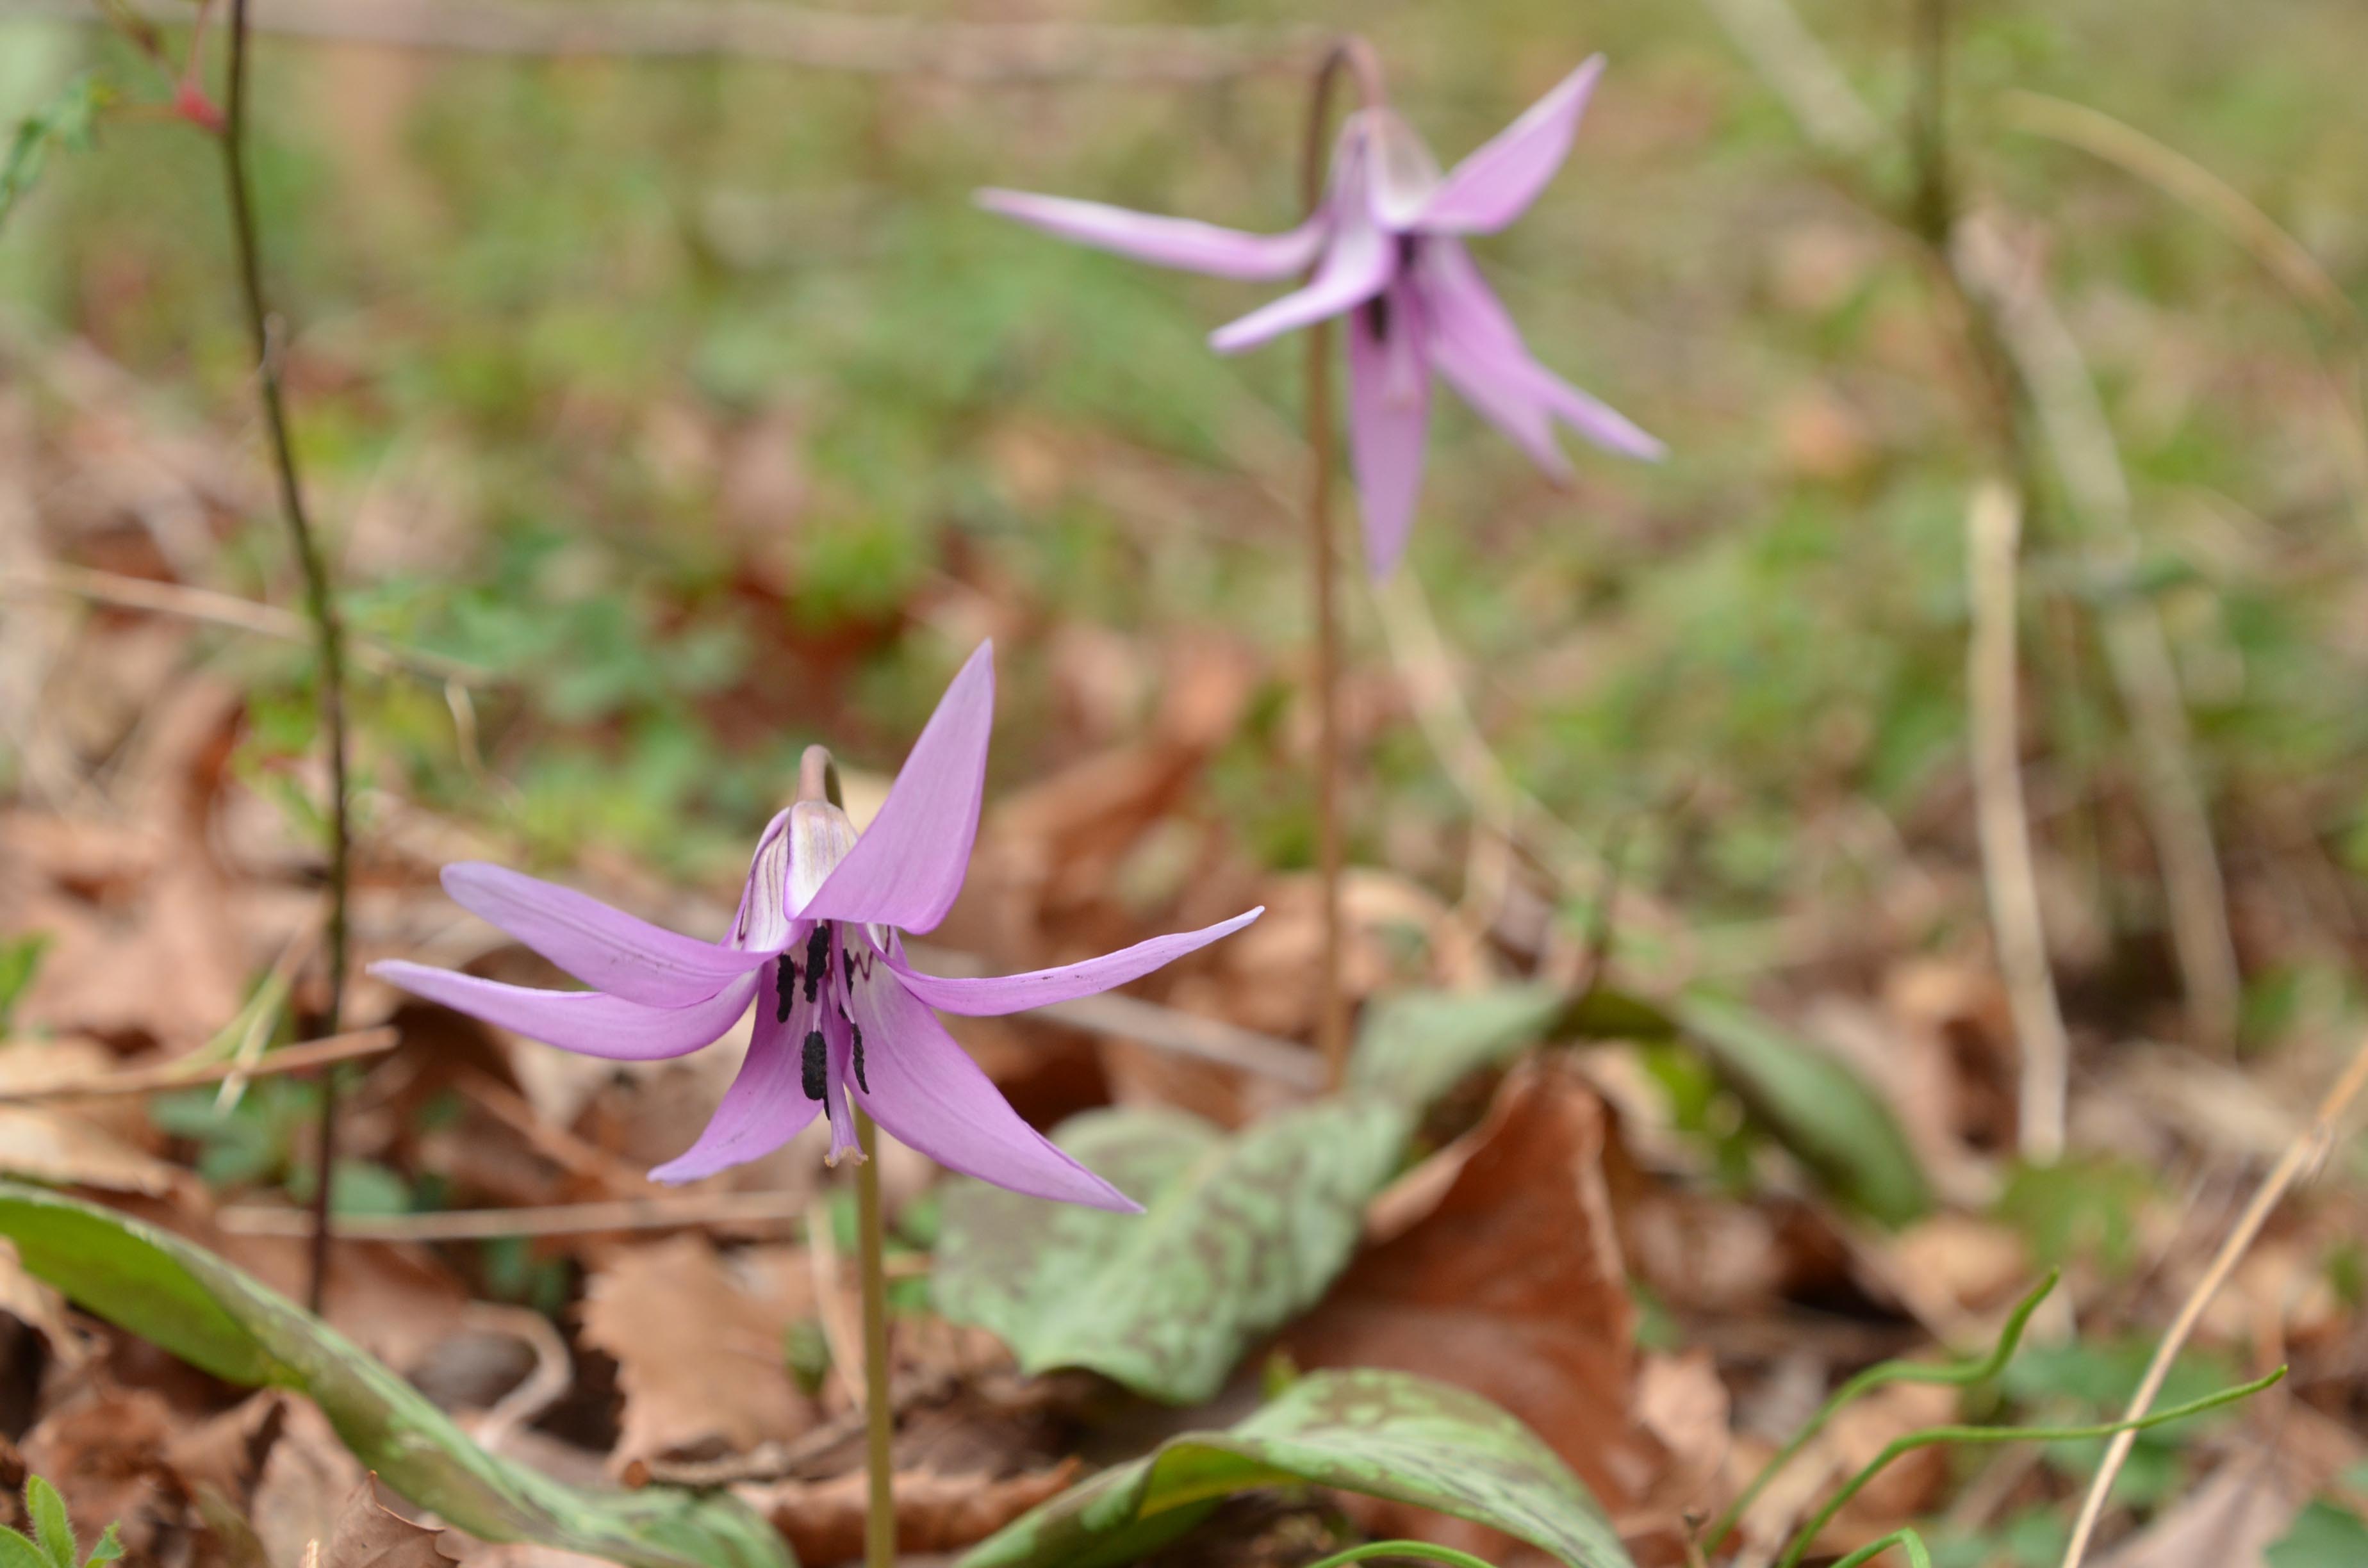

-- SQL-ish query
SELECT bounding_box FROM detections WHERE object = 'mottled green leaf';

[1674,991,1932,1227]
[1347,983,1568,1109]
[0,73,104,234]
[958,1368,1635,1568]
[0,1184,787,1568]
[935,1098,1409,1405]
[1349,983,1680,1113]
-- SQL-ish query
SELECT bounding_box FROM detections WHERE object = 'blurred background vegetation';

[3,0,2366,1032]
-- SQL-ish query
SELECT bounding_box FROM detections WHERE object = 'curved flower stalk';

[372,644,1260,1211]
[980,54,1663,577]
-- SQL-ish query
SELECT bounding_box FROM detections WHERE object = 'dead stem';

[1301,42,1360,1088]
[2057,1032,2368,1566]
[218,0,353,1313]
[1966,483,2073,1163]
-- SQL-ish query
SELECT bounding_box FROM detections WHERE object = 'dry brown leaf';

[252,1399,371,1568]
[741,1458,1082,1566]
[578,1236,819,1474]
[309,1477,461,1568]
[20,1383,186,1563]
[0,1106,183,1194]
[1285,1060,1688,1523]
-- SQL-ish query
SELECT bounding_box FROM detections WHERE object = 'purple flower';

[370,644,1258,1212]
[979,56,1663,579]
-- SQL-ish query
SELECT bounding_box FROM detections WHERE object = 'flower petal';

[732,809,796,952]
[440,862,774,1008]
[846,960,1139,1211]
[1417,56,1604,234]
[798,642,994,935]
[976,189,1324,280]
[369,961,756,1061]
[888,908,1262,1017]
[1420,243,1570,476]
[1209,128,1395,354]
[1520,357,1667,461]
[1346,279,1432,578]
[650,983,824,1183]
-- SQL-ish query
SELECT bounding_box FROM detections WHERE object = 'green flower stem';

[1703,1270,2058,1554]
[218,0,354,1316]
[1301,1541,1499,1568]
[854,1106,894,1568]
[1773,1367,2285,1568]
[1830,1528,1934,1568]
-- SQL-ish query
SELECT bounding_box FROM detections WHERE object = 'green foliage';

[2269,1499,2368,1567]
[0,933,49,1034]
[1345,982,1572,1110]
[2000,1337,2243,1507]
[0,1184,787,1568]
[1674,991,1934,1227]
[0,72,103,234]
[933,1098,1408,1404]
[1,1476,122,1568]
[958,1368,1634,1568]
[1995,1157,2158,1274]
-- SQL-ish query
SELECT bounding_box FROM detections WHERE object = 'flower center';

[778,920,873,1102]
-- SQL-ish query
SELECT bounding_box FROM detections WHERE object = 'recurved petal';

[1521,358,1668,460]
[441,862,775,1008]
[369,961,756,1061]
[798,642,994,936]
[1420,244,1570,477]
[1417,55,1605,234]
[976,189,1324,280]
[1345,279,1433,578]
[886,908,1262,1017]
[847,963,1139,1212]
[650,992,824,1183]
[1418,236,1664,467]
[1208,133,1395,354]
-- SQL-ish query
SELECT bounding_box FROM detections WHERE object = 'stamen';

[802,924,830,1002]
[773,960,794,1024]
[1365,293,1391,341]
[850,1022,867,1093]
[801,1030,827,1100]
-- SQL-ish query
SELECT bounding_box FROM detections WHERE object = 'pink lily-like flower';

[371,644,1258,1211]
[978,56,1663,578]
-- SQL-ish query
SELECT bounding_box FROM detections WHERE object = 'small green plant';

[1,1476,123,1568]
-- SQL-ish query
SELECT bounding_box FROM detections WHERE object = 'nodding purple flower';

[371,644,1259,1212]
[979,56,1663,580]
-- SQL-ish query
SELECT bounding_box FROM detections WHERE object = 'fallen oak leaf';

[308,1478,461,1568]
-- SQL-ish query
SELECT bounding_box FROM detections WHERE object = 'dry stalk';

[2057,1031,2368,1565]
[1966,482,2073,1162]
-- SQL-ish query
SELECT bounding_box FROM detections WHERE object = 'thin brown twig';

[217,0,353,1313]
[1966,482,2073,1163]
[7,0,1319,80]
[0,1027,396,1104]
[1302,42,1354,1090]
[2058,1031,2368,1567]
